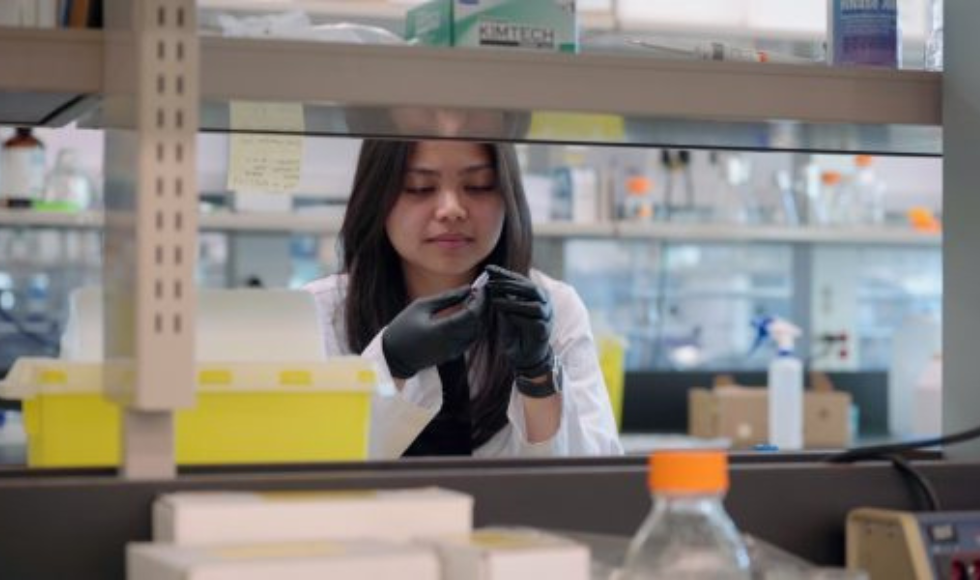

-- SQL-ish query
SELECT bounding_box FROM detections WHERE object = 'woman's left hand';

[485,265,554,378]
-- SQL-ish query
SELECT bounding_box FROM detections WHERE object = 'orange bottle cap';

[648,450,729,494]
[627,176,652,195]
[854,155,874,168]
[821,171,842,185]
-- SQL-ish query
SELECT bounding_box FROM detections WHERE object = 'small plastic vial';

[621,450,751,579]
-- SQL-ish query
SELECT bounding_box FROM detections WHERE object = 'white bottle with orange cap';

[851,155,886,226]
[621,450,751,579]
[624,174,654,222]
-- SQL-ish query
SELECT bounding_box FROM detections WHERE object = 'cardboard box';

[689,386,852,449]
[406,0,578,53]
[154,488,473,546]
[425,528,590,580]
[128,540,440,580]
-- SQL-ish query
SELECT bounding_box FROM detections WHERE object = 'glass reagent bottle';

[621,450,751,579]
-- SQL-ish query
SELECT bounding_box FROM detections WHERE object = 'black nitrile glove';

[382,285,486,379]
[485,265,554,377]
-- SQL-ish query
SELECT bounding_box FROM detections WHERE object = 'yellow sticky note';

[227,102,305,194]
[528,112,625,142]
[210,541,342,561]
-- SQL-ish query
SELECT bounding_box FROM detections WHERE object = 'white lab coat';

[304,270,623,459]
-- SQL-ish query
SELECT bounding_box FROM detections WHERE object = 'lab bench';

[1,457,979,580]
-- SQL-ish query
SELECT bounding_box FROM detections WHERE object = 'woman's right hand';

[382,286,485,379]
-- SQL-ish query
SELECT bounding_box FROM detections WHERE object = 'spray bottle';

[752,317,804,450]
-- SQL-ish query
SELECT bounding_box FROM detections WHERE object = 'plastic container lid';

[648,450,729,494]
[0,357,377,400]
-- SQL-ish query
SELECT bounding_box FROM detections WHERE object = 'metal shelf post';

[102,0,199,479]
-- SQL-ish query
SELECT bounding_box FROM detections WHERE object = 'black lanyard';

[402,356,473,456]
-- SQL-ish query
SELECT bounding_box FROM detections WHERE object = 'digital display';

[930,524,958,543]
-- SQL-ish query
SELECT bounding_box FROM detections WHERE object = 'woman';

[305,139,622,458]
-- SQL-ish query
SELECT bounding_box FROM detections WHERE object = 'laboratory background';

[2,1,979,579]
[0,131,946,449]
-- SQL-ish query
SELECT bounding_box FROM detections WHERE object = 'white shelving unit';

[1,28,941,152]
[0,28,100,125]
[199,37,939,125]
[1,13,967,470]
[196,0,617,30]
[604,222,941,246]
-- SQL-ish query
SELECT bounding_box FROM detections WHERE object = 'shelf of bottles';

[0,207,941,246]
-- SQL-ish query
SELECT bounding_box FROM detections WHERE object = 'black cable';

[822,421,980,514]
[825,423,980,464]
[678,150,695,208]
[660,150,675,219]
[887,453,942,511]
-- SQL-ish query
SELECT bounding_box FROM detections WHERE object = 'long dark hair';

[340,139,534,448]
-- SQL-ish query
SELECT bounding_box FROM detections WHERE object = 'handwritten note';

[227,102,305,194]
[527,112,625,142]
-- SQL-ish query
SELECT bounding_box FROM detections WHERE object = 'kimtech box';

[406,0,454,47]
[406,0,578,53]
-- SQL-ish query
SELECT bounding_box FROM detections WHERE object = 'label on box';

[477,20,557,49]
[829,0,900,67]
[455,0,577,53]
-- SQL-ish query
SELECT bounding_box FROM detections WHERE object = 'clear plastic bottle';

[821,171,851,226]
[621,450,751,580]
[44,149,94,210]
[925,0,943,71]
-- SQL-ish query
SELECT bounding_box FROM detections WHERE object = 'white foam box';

[128,539,440,580]
[154,487,473,545]
[425,528,590,580]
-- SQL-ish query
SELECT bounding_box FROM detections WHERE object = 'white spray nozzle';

[768,318,801,352]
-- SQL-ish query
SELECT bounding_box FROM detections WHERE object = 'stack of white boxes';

[128,487,590,580]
